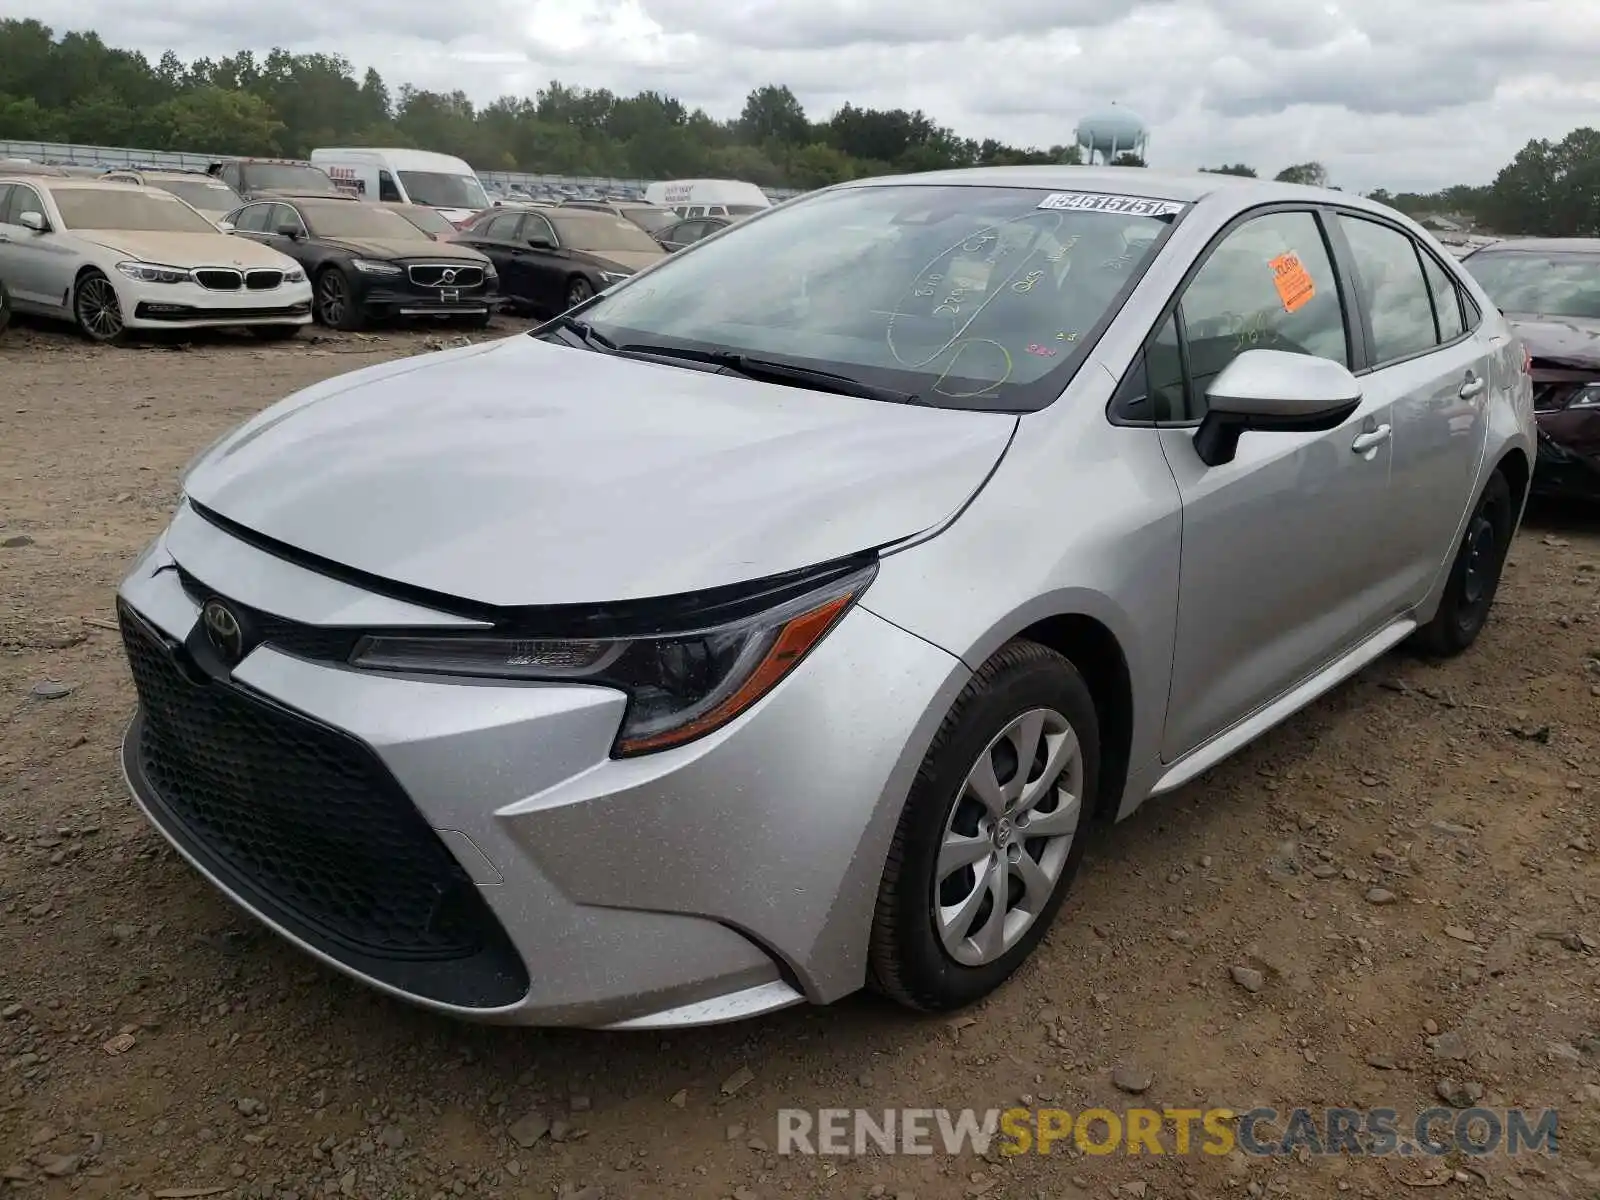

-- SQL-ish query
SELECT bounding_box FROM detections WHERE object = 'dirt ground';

[2,314,1599,1200]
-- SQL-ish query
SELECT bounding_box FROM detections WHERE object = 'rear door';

[1125,206,1402,760]
[1331,213,1491,605]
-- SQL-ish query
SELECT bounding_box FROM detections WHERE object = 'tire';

[0,277,11,335]
[250,324,302,341]
[314,267,365,331]
[564,276,594,311]
[868,639,1099,1012]
[1412,470,1515,657]
[73,269,126,344]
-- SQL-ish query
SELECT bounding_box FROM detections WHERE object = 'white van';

[642,179,771,219]
[309,148,491,225]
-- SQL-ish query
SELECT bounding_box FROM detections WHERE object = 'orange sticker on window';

[1270,252,1315,313]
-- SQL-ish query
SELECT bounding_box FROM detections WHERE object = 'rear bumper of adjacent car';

[114,507,966,1027]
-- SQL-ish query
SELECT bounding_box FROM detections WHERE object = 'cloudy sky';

[7,0,1599,191]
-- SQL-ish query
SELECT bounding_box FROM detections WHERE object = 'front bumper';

[356,279,498,320]
[121,278,314,330]
[114,507,966,1027]
[1532,412,1600,498]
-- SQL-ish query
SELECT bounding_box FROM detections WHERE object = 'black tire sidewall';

[1428,471,1514,653]
[567,276,593,309]
[316,267,363,330]
[875,643,1100,1010]
[0,278,11,334]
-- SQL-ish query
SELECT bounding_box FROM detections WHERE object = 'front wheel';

[564,276,594,311]
[1412,470,1515,657]
[315,267,365,331]
[869,640,1099,1012]
[73,270,126,343]
[0,277,11,335]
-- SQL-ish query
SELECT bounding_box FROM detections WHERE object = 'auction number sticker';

[1036,192,1186,217]
[1269,251,1316,312]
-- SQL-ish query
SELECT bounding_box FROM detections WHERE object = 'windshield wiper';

[540,314,617,351]
[612,343,919,405]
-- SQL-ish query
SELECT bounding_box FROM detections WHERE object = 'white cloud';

[4,0,1597,191]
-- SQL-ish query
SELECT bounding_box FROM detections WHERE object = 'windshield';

[55,188,219,233]
[1462,250,1600,320]
[576,184,1181,411]
[552,214,667,254]
[397,170,489,210]
[398,206,456,236]
[243,163,339,193]
[303,202,431,241]
[155,178,242,211]
[621,207,675,233]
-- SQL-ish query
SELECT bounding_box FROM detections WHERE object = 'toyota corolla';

[116,167,1534,1029]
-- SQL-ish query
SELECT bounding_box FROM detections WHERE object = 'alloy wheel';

[566,278,593,309]
[317,272,347,326]
[76,275,123,341]
[935,707,1083,967]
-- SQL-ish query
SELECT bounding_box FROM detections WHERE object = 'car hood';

[1504,313,1600,369]
[75,229,294,269]
[182,335,1017,607]
[318,236,490,262]
[580,248,665,273]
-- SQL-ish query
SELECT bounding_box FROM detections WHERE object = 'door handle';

[1459,374,1486,400]
[1351,424,1392,455]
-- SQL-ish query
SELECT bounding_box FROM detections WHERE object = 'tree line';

[1,20,1595,232]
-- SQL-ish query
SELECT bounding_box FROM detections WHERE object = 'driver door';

[1128,207,1404,761]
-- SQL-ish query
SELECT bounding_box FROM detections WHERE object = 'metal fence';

[0,139,802,201]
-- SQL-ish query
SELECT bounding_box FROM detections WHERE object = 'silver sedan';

[114,166,1534,1028]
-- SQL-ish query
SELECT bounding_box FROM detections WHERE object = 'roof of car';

[261,191,361,203]
[1467,237,1600,254]
[0,176,146,190]
[851,165,1331,205]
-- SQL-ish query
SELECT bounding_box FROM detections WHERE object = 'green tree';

[1201,163,1256,177]
[1274,161,1329,187]
[148,86,283,155]
[1110,152,1146,167]
[738,84,808,147]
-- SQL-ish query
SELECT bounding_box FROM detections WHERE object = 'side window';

[378,171,402,203]
[276,205,307,236]
[0,185,13,224]
[484,212,521,240]
[1421,251,1465,342]
[526,215,557,246]
[221,164,241,191]
[6,186,44,226]
[233,203,269,233]
[1336,215,1438,364]
[1179,210,1349,412]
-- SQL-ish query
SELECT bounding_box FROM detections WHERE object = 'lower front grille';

[117,601,529,1007]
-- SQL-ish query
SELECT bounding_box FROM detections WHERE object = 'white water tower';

[1075,105,1148,164]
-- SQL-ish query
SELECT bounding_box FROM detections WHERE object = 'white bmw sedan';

[0,176,312,342]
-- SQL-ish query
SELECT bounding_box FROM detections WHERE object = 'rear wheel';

[73,270,125,344]
[1412,470,1515,657]
[315,267,365,331]
[564,276,594,311]
[869,640,1098,1012]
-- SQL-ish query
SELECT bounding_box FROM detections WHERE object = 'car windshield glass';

[54,188,219,233]
[397,171,489,210]
[552,214,666,254]
[577,184,1181,411]
[244,164,338,193]
[1462,250,1600,319]
[303,202,431,241]
[400,206,456,235]
[621,207,675,233]
[156,179,242,211]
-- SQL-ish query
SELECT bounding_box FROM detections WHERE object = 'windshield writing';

[579,185,1177,410]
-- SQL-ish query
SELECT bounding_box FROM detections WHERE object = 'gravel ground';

[2,315,1599,1200]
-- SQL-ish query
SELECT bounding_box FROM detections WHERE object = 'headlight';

[349,562,876,755]
[1571,384,1600,409]
[598,270,630,285]
[117,261,191,284]
[351,259,402,275]
[483,265,498,280]
[283,268,307,283]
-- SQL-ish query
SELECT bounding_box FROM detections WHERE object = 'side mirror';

[275,224,302,239]
[19,211,48,233]
[216,220,235,233]
[527,236,555,250]
[1193,349,1362,468]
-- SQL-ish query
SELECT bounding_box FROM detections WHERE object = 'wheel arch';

[1007,613,1135,823]
[1494,445,1531,516]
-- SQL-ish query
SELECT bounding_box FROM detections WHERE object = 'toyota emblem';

[201,598,245,665]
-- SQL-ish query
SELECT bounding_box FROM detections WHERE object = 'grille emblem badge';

[201,599,245,665]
